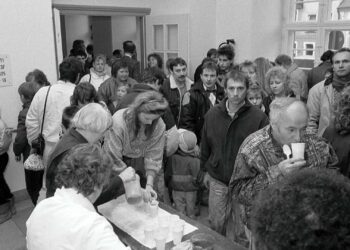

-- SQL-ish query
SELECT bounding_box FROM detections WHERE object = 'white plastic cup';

[149,200,159,218]
[144,222,155,244]
[291,143,305,159]
[154,229,167,250]
[172,221,184,245]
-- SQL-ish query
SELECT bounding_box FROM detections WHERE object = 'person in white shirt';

[26,143,131,250]
[26,57,82,166]
[79,54,110,91]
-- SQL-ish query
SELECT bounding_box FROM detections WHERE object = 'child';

[113,83,129,109]
[0,110,14,223]
[246,85,266,112]
[59,106,80,139]
[13,82,42,206]
[168,129,200,219]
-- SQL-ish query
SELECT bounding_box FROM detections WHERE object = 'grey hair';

[269,97,307,126]
[72,103,112,133]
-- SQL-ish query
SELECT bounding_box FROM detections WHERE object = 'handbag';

[24,86,51,171]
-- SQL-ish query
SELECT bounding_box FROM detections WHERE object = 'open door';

[52,8,63,78]
[146,14,189,74]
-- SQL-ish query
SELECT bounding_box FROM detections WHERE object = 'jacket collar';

[218,97,252,115]
[169,74,193,90]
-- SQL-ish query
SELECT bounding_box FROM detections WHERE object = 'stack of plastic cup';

[172,219,185,245]
[149,200,159,218]
[154,228,167,250]
[144,221,156,245]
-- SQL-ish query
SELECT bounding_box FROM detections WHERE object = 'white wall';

[0,0,57,192]
[111,16,139,57]
[64,15,92,56]
[53,0,151,8]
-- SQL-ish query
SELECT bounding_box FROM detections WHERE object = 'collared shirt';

[203,84,217,106]
[229,125,339,228]
[26,187,129,250]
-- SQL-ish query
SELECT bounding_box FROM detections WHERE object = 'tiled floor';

[0,198,209,250]
[0,199,34,250]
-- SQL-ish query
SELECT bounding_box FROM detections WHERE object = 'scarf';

[332,74,350,92]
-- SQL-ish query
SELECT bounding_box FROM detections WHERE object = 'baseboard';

[13,189,30,202]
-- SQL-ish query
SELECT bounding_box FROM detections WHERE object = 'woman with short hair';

[27,144,130,250]
[103,91,168,200]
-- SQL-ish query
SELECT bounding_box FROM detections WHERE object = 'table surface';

[108,202,247,250]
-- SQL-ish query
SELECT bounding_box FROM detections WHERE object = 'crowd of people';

[0,37,349,249]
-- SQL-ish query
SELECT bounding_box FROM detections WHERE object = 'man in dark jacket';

[160,57,193,127]
[180,60,225,143]
[307,50,333,90]
[118,40,141,82]
[200,70,268,238]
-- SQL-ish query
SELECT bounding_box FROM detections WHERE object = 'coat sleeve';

[200,117,210,172]
[13,109,29,156]
[132,61,141,82]
[306,83,322,134]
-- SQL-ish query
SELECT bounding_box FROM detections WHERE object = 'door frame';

[52,4,151,74]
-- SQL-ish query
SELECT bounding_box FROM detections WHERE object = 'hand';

[143,185,157,203]
[278,158,306,175]
[15,155,21,162]
[119,167,136,183]
[5,128,15,135]
[203,172,210,189]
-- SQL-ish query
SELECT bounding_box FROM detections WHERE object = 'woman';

[263,66,293,116]
[98,60,138,114]
[27,144,130,250]
[79,54,110,91]
[103,91,168,200]
[323,85,350,177]
[46,103,133,204]
[147,53,163,69]
[254,57,272,93]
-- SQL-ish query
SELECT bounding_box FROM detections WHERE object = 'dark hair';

[86,44,93,54]
[217,45,235,60]
[71,82,99,107]
[252,168,350,250]
[147,53,164,69]
[207,48,218,58]
[239,60,257,72]
[59,57,83,83]
[55,144,112,197]
[333,47,350,61]
[320,50,334,62]
[113,49,122,57]
[201,60,218,75]
[169,57,187,71]
[18,82,37,102]
[62,105,79,130]
[275,54,292,66]
[25,69,50,87]
[72,40,85,50]
[142,67,166,86]
[223,70,249,89]
[166,58,175,71]
[123,40,136,54]
[111,60,129,78]
[72,49,87,58]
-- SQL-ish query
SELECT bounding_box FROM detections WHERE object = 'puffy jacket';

[180,81,225,143]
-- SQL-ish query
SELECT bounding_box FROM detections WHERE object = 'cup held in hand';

[291,143,305,159]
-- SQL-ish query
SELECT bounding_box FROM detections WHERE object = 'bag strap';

[40,86,51,135]
[89,73,91,83]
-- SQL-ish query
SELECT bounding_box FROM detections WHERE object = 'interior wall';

[64,15,92,56]
[111,16,140,59]
[0,0,57,192]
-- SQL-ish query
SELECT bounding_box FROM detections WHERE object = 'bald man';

[229,97,338,247]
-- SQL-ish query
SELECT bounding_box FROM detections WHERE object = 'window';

[284,0,350,69]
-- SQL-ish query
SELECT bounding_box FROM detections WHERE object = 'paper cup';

[291,143,305,159]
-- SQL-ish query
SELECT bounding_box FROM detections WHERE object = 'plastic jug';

[124,174,143,205]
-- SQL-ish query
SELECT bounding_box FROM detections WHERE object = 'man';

[26,58,81,166]
[194,48,218,83]
[180,60,225,143]
[217,45,235,87]
[160,57,193,127]
[230,98,338,246]
[119,40,140,82]
[307,48,350,136]
[200,71,268,237]
[307,50,333,89]
[239,60,257,85]
[251,168,350,250]
[275,54,308,99]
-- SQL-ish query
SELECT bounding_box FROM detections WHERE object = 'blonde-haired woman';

[103,91,168,201]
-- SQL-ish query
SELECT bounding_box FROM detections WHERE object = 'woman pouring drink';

[103,91,168,202]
